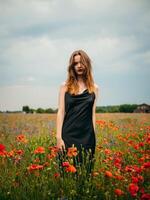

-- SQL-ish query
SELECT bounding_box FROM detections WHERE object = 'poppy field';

[0,113,150,200]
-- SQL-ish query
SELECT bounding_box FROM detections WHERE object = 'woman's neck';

[77,76,84,83]
[77,79,86,89]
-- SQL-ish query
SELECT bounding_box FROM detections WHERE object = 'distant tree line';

[96,104,138,113]
[0,104,139,114]
[22,104,138,113]
[22,106,58,114]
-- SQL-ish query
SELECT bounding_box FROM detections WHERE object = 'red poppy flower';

[16,134,28,144]
[105,171,113,178]
[47,153,56,159]
[62,162,70,167]
[54,173,60,178]
[27,164,43,172]
[125,165,133,172]
[114,189,124,196]
[128,183,139,197]
[104,149,111,155]
[143,162,150,169]
[132,176,139,184]
[137,175,144,182]
[133,165,142,173]
[0,144,5,152]
[6,150,15,157]
[34,146,45,154]
[48,146,59,153]
[114,174,124,180]
[67,147,78,157]
[15,149,24,155]
[141,193,150,200]
[65,165,77,173]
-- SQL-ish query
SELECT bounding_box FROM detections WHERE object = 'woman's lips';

[77,69,83,72]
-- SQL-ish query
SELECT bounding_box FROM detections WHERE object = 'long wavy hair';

[65,50,95,95]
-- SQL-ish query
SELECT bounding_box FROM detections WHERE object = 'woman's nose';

[77,62,81,67]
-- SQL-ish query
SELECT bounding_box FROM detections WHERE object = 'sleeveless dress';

[62,89,96,162]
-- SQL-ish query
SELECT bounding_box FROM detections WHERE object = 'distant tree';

[36,108,45,113]
[96,105,120,113]
[96,104,138,113]
[119,104,138,113]
[30,108,36,113]
[96,106,106,113]
[45,108,55,113]
[111,105,120,112]
[22,106,30,113]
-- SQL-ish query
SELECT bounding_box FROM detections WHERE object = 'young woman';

[56,49,99,171]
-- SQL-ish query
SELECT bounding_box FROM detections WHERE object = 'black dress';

[62,88,96,163]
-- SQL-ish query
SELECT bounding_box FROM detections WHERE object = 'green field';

[0,113,150,200]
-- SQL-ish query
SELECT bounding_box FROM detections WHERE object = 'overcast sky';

[0,0,150,111]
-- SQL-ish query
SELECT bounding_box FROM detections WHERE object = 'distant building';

[133,103,150,113]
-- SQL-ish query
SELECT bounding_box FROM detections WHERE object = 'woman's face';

[73,55,86,77]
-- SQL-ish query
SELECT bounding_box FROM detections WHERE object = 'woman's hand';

[57,138,65,151]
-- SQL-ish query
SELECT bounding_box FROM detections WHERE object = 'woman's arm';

[56,82,66,149]
[92,84,99,132]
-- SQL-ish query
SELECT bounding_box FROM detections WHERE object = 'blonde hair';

[65,49,95,95]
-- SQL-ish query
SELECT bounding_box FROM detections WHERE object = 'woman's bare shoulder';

[60,81,67,92]
[94,83,99,91]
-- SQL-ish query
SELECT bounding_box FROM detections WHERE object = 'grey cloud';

[0,0,150,40]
